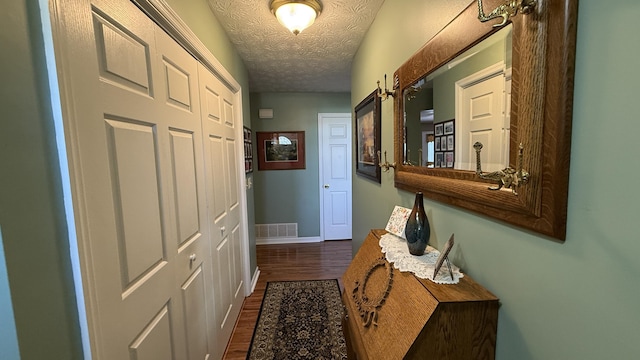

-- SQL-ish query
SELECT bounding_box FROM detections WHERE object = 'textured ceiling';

[207,0,386,93]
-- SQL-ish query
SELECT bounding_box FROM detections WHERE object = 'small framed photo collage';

[434,120,454,168]
[243,126,253,173]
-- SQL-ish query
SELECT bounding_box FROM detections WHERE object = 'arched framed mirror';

[393,0,578,240]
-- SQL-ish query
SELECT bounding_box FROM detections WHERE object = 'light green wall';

[165,0,257,273]
[352,1,640,359]
[0,1,83,358]
[250,92,351,237]
[405,87,433,163]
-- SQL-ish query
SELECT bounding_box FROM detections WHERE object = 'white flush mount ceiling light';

[270,0,322,35]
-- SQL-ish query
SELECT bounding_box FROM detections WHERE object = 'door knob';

[189,254,196,262]
[324,184,330,188]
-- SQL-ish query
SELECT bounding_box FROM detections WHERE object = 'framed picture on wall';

[445,151,454,168]
[355,90,381,183]
[447,135,454,151]
[443,120,454,135]
[244,126,253,173]
[435,123,444,136]
[435,152,444,168]
[256,131,306,170]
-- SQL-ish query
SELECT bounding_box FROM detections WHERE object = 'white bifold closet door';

[53,0,243,359]
[197,65,245,355]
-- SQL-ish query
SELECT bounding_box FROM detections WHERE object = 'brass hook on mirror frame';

[474,142,529,195]
[477,0,537,27]
[404,149,414,166]
[403,149,423,166]
[377,150,396,172]
[377,74,396,101]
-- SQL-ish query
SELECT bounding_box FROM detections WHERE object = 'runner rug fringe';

[247,279,347,360]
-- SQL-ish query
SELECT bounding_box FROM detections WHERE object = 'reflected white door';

[198,64,244,359]
[54,0,213,358]
[319,113,352,240]
[456,64,507,172]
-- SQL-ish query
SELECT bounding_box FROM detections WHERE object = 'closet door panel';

[198,64,244,359]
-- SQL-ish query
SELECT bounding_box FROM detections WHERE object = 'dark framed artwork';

[443,120,455,135]
[445,151,454,168]
[435,123,444,136]
[355,90,381,183]
[256,131,306,170]
[447,135,454,151]
[435,153,444,168]
[243,126,253,173]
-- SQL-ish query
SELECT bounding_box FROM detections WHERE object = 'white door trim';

[318,113,352,241]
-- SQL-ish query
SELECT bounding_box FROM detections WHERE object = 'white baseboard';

[250,267,260,294]
[255,236,323,245]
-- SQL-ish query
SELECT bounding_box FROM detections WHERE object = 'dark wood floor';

[222,240,353,359]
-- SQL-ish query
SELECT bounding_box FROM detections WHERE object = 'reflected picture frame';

[435,153,444,168]
[445,151,454,168]
[355,90,381,183]
[435,123,444,136]
[443,120,454,135]
[447,135,454,151]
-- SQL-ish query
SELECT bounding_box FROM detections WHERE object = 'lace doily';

[379,233,464,284]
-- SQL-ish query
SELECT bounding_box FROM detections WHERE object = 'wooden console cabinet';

[341,230,498,359]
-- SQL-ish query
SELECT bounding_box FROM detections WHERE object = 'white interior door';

[52,0,236,358]
[456,64,507,172]
[198,64,244,358]
[319,113,352,240]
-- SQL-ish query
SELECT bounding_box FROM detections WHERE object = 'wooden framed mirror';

[393,0,578,240]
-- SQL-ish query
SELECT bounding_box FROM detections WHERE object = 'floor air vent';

[255,223,298,239]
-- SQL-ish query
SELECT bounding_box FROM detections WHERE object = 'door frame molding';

[317,113,352,241]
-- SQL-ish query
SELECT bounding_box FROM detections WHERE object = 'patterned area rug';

[247,280,347,360]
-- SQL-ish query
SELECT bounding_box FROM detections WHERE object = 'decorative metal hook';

[377,74,396,101]
[474,142,529,195]
[477,0,537,27]
[404,149,415,166]
[403,149,424,166]
[377,150,396,172]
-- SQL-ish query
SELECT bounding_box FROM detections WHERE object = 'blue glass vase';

[405,192,430,255]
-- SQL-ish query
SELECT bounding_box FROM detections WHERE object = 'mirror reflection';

[403,24,512,172]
